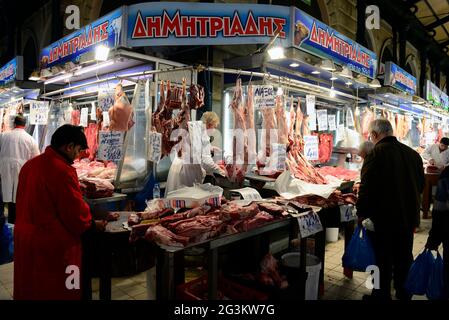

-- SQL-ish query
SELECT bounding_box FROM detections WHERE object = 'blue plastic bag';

[426,251,445,300]
[342,226,376,272]
[0,223,13,265]
[405,249,435,295]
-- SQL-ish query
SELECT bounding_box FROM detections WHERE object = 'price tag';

[328,115,336,131]
[346,108,355,127]
[29,101,49,125]
[272,143,286,171]
[98,89,115,112]
[80,108,88,127]
[90,102,97,121]
[254,85,275,109]
[336,124,345,142]
[317,109,328,131]
[340,205,356,222]
[304,135,319,161]
[308,113,317,131]
[296,210,323,238]
[188,121,203,165]
[148,132,162,162]
[306,95,316,116]
[64,109,72,124]
[102,111,110,129]
[229,187,262,201]
[97,131,124,162]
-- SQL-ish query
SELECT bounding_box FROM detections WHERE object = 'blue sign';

[39,8,124,69]
[127,2,291,47]
[292,8,377,79]
[0,57,22,87]
[384,62,416,95]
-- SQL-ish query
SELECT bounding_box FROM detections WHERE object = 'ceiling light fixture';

[95,45,110,61]
[339,66,353,79]
[268,46,285,60]
[44,72,73,85]
[369,79,382,88]
[74,61,114,76]
[311,70,321,75]
[320,59,336,71]
[289,62,300,68]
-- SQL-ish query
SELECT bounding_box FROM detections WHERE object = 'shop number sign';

[303,135,319,161]
[148,132,162,163]
[296,210,323,238]
[98,131,124,162]
[29,101,49,125]
[340,204,356,222]
[254,85,275,109]
[229,187,262,201]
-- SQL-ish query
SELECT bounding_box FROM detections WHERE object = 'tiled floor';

[0,216,434,300]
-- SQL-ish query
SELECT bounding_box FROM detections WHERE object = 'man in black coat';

[356,119,424,300]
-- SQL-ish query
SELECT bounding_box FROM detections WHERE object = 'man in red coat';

[14,125,106,300]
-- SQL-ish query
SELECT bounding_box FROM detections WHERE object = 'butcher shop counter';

[82,211,156,300]
[154,216,304,300]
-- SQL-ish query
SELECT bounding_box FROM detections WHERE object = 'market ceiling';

[375,0,449,71]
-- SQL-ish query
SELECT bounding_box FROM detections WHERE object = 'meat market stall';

[0,56,51,147]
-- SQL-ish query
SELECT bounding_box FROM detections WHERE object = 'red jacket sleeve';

[50,169,93,238]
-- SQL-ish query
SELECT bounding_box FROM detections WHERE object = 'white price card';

[98,89,115,112]
[29,101,49,125]
[188,121,203,165]
[346,108,355,127]
[272,143,287,171]
[97,131,124,162]
[102,111,110,129]
[254,85,275,109]
[296,210,323,238]
[229,187,263,201]
[328,115,336,131]
[340,204,356,222]
[317,109,328,131]
[90,102,97,121]
[308,113,317,131]
[306,95,316,116]
[64,109,72,124]
[148,132,162,163]
[304,135,319,161]
[80,108,88,127]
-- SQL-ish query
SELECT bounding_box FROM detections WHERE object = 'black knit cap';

[51,124,89,150]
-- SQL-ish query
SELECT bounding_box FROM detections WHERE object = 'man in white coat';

[0,115,40,223]
[422,137,449,169]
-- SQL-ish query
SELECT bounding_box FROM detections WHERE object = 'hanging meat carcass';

[361,108,374,140]
[318,133,333,164]
[294,98,304,152]
[275,95,289,145]
[189,84,205,109]
[245,84,257,165]
[226,78,248,184]
[108,84,135,131]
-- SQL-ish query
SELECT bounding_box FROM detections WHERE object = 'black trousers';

[368,229,414,300]
[7,203,16,224]
[427,210,449,299]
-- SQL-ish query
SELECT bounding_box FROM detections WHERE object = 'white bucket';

[281,252,322,300]
[146,266,157,300]
[326,228,339,242]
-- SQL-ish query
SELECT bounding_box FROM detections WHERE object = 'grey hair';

[369,119,393,136]
[359,141,375,154]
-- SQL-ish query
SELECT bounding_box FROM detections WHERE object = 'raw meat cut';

[361,108,374,140]
[316,166,359,181]
[227,78,249,184]
[79,177,114,199]
[84,123,98,161]
[275,95,288,145]
[108,84,134,131]
[220,202,259,221]
[260,253,288,289]
[189,84,205,109]
[71,110,80,126]
[257,202,285,216]
[128,213,141,226]
[145,224,190,247]
[318,133,333,163]
[240,211,274,231]
[245,84,257,165]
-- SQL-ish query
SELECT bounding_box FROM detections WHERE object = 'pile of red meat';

[79,178,114,199]
[318,133,333,164]
[73,159,117,180]
[130,201,288,248]
[316,166,359,181]
[290,191,357,208]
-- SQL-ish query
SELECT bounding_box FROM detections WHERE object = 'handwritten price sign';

[98,89,115,112]
[296,210,323,238]
[304,135,319,161]
[340,205,356,222]
[148,132,162,162]
[97,131,124,162]
[29,101,49,125]
[254,85,275,109]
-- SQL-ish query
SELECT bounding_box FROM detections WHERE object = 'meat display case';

[37,49,196,194]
